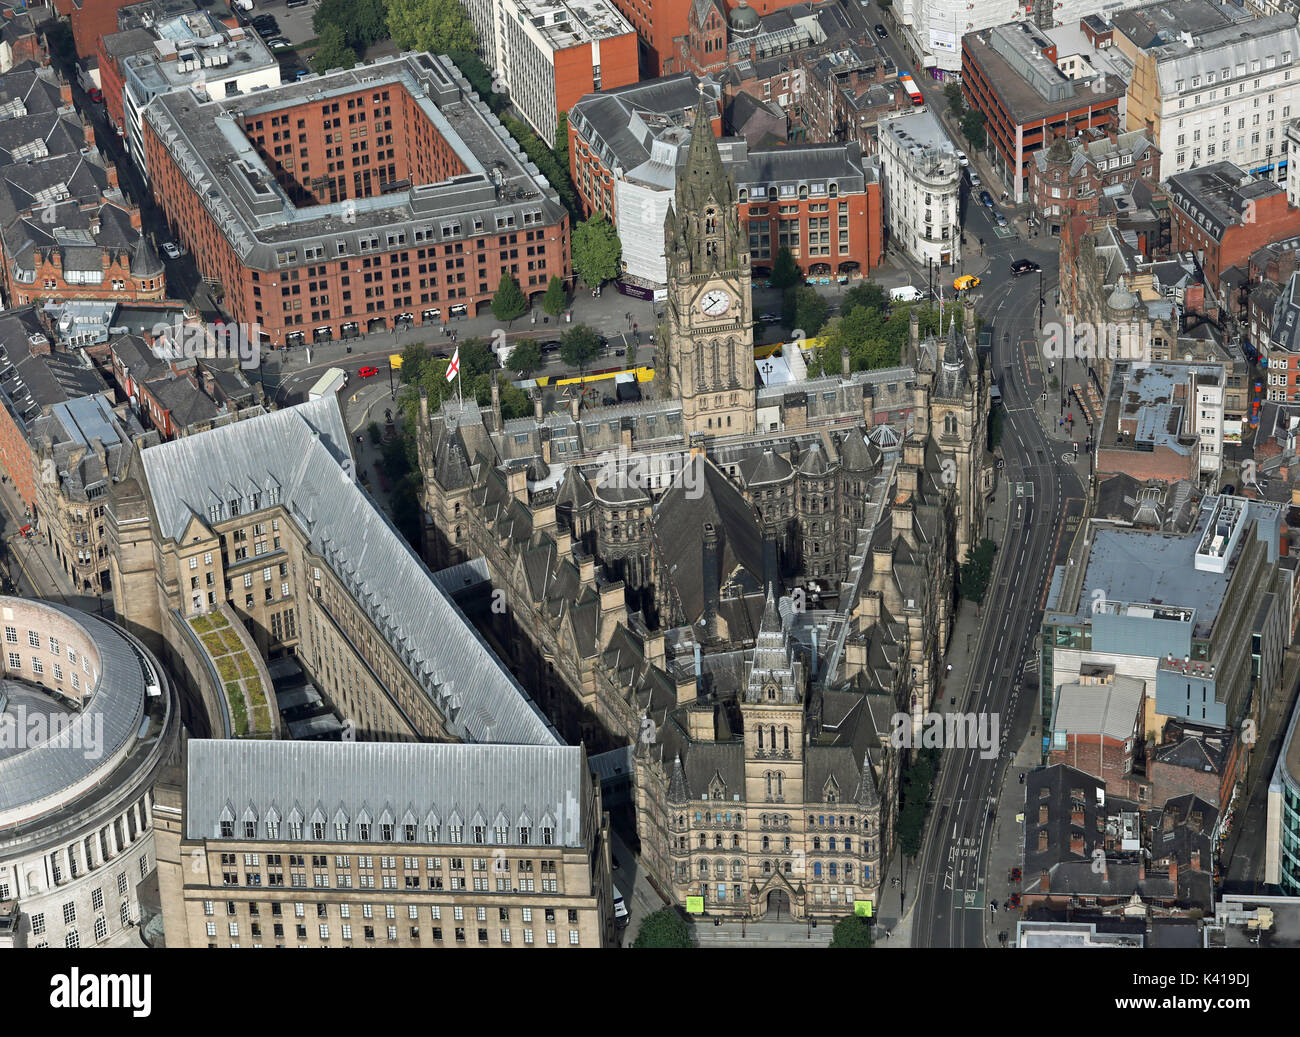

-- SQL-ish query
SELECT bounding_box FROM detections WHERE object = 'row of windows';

[217,819,555,845]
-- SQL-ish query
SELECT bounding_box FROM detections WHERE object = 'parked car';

[979,190,994,208]
[394,312,414,325]
[953,274,981,292]
[161,242,182,260]
[954,150,969,167]
[358,366,378,378]
[967,168,982,188]
[267,37,291,49]
[87,87,103,103]
[759,311,781,322]
[613,894,629,927]
[1010,259,1040,276]
[540,341,561,353]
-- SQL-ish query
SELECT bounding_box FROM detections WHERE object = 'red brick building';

[1029,128,1161,238]
[961,23,1126,203]
[1167,163,1300,292]
[0,65,162,309]
[52,0,138,59]
[0,306,109,511]
[616,0,811,76]
[1047,674,1146,799]
[141,55,570,344]
[569,77,882,284]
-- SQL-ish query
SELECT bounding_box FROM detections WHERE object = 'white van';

[889,286,925,303]
[613,894,629,926]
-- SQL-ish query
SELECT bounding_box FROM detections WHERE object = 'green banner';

[685,896,705,914]
[854,900,873,918]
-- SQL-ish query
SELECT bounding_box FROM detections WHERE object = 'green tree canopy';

[506,340,542,377]
[560,324,602,374]
[959,538,998,604]
[961,109,987,151]
[632,908,692,948]
[944,82,964,114]
[542,275,567,316]
[842,281,889,314]
[314,0,387,49]
[501,115,579,217]
[829,915,873,948]
[491,274,528,321]
[572,215,622,288]
[784,285,828,336]
[770,246,802,290]
[447,50,504,113]
[386,0,478,54]
[310,24,357,74]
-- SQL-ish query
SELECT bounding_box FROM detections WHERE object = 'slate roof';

[0,602,153,816]
[184,739,590,846]
[140,396,560,746]
[652,453,764,624]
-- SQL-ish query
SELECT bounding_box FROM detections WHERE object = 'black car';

[252,15,277,28]
[1010,259,1040,276]
[979,189,994,209]
[874,23,888,38]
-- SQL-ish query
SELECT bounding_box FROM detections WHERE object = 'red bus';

[899,74,923,104]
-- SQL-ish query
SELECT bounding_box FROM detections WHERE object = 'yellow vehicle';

[953,274,981,292]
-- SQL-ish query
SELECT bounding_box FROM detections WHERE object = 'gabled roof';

[140,397,561,747]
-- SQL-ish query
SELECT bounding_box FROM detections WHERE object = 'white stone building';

[0,598,179,949]
[877,108,962,266]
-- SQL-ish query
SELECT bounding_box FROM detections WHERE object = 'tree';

[770,246,802,291]
[944,83,964,114]
[314,0,387,49]
[959,538,998,604]
[311,24,357,74]
[497,377,533,420]
[829,915,873,948]
[842,281,888,315]
[398,342,432,385]
[491,274,527,321]
[555,111,570,158]
[506,340,542,377]
[961,109,987,151]
[457,338,497,378]
[447,50,505,113]
[560,324,602,374]
[572,214,622,288]
[542,275,567,317]
[501,115,579,217]
[632,908,692,948]
[784,285,828,336]
[387,0,478,54]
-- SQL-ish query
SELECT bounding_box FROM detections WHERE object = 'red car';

[87,87,103,103]
[358,366,378,378]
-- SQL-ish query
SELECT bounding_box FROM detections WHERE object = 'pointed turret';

[679,93,732,214]
[668,754,688,803]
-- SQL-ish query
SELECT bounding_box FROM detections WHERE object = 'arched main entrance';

[766,889,790,919]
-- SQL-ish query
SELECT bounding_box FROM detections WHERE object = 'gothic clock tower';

[659,95,756,438]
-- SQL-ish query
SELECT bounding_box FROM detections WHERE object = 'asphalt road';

[908,228,1088,946]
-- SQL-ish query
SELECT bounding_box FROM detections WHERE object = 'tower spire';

[678,90,731,213]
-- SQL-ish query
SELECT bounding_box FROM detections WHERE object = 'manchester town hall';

[417,99,992,921]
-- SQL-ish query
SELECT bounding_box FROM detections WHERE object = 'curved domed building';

[0,598,178,948]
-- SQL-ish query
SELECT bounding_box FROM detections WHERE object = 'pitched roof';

[184,739,589,846]
[140,396,561,746]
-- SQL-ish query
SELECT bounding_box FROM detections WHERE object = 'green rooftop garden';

[189,611,274,739]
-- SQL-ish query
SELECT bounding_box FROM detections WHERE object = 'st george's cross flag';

[446,347,460,381]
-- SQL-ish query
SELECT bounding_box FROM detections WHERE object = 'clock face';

[700,289,731,317]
